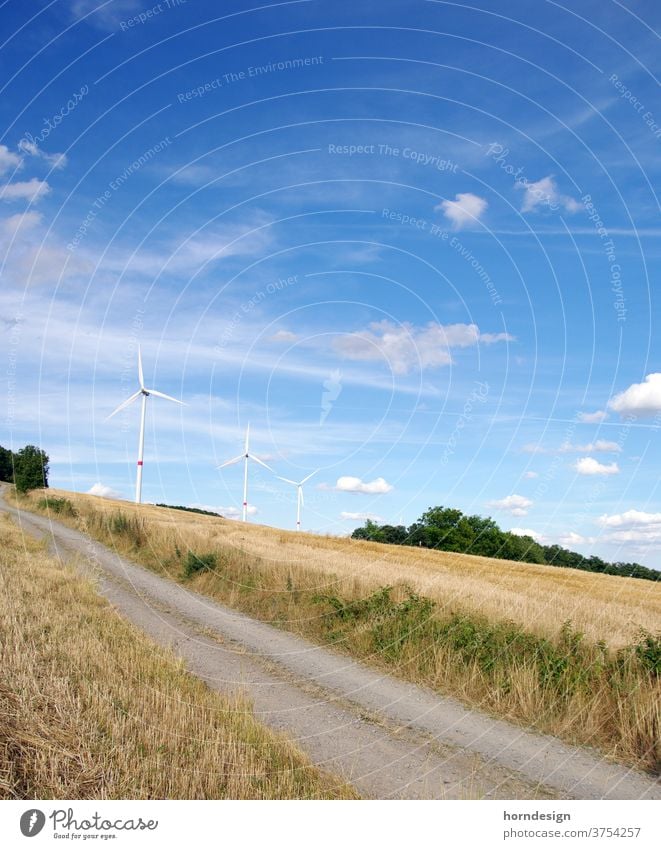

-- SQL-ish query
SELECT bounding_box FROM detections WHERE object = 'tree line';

[351,506,660,582]
[0,444,50,493]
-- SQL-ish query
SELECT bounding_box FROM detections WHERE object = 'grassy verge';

[0,511,355,799]
[15,490,661,775]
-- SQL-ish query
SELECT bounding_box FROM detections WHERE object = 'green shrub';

[633,630,661,676]
[37,496,77,517]
[183,551,217,578]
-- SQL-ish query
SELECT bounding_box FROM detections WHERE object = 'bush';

[37,497,77,517]
[183,551,217,578]
[634,630,661,676]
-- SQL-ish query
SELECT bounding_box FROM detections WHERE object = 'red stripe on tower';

[137,461,143,466]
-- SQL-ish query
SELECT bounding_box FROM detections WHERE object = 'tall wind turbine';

[276,470,318,531]
[218,424,273,522]
[107,346,185,503]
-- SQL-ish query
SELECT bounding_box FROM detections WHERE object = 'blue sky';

[1,0,661,564]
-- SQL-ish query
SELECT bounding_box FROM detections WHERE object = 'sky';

[1,0,660,565]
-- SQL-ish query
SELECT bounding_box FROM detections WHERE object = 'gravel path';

[3,488,659,800]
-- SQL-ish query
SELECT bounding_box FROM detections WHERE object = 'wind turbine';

[218,424,273,522]
[107,346,185,504]
[276,470,318,531]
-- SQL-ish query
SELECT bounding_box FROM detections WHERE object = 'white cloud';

[335,320,513,374]
[270,330,299,343]
[0,144,22,176]
[87,482,122,499]
[510,527,546,543]
[578,410,607,423]
[330,476,394,495]
[523,471,538,479]
[0,178,51,203]
[17,139,67,170]
[340,511,384,522]
[574,457,619,475]
[215,504,258,520]
[596,509,661,529]
[487,494,532,517]
[516,175,581,214]
[595,510,661,546]
[609,373,661,417]
[435,192,488,229]
[559,531,596,547]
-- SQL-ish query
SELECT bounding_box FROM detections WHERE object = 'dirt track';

[3,487,659,800]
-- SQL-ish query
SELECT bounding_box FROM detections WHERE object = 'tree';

[13,445,49,493]
[0,445,14,482]
[351,519,383,541]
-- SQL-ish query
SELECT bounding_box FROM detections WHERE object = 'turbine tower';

[107,346,185,503]
[276,470,318,531]
[218,424,273,521]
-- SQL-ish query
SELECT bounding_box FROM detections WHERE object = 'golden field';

[29,487,660,648]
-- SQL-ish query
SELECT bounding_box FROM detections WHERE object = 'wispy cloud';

[523,440,621,454]
[270,330,299,343]
[516,176,581,214]
[340,511,384,522]
[335,320,512,374]
[0,179,51,203]
[0,145,22,176]
[69,0,141,28]
[18,139,67,170]
[577,410,608,423]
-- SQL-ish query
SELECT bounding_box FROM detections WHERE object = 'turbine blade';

[138,345,144,389]
[147,388,186,405]
[301,469,319,485]
[276,476,298,486]
[250,454,273,472]
[106,390,142,420]
[217,454,244,469]
[299,486,305,507]
[244,422,251,453]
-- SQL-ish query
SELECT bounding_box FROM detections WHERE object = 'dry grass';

[0,511,355,800]
[14,489,661,774]
[31,487,659,647]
